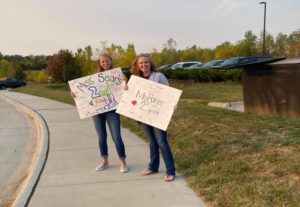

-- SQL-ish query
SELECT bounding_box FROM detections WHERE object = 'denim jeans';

[92,111,126,160]
[140,123,175,176]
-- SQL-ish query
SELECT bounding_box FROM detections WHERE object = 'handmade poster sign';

[68,68,125,119]
[116,75,182,131]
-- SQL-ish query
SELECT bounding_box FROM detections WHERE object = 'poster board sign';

[116,75,182,131]
[68,68,125,119]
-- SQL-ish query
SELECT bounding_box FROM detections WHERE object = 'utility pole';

[259,2,266,55]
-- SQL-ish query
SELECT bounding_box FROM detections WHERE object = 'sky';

[1,0,299,56]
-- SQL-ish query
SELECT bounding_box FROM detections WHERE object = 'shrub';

[26,70,49,83]
[160,68,242,82]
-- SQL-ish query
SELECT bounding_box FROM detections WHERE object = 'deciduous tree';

[46,50,81,83]
[235,30,258,56]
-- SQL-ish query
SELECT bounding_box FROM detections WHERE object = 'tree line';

[0,29,299,83]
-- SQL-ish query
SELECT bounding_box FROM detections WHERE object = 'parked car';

[0,77,27,90]
[121,68,131,79]
[199,60,224,69]
[157,64,173,70]
[187,63,204,69]
[213,56,286,69]
[171,61,202,69]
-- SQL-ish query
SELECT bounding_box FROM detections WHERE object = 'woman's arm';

[122,73,128,90]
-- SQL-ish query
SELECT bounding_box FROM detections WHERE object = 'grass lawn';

[13,81,300,207]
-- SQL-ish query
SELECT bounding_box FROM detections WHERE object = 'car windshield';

[221,57,240,65]
[182,63,197,67]
[239,57,257,63]
[188,63,202,67]
[201,60,220,67]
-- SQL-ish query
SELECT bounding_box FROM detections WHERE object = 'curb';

[208,101,244,112]
[0,94,49,207]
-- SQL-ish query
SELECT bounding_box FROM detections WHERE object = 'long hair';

[98,53,114,72]
[131,54,157,76]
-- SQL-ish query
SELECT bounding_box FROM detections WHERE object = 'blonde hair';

[98,53,114,72]
[131,54,157,76]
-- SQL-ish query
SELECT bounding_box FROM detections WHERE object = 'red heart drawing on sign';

[131,100,137,105]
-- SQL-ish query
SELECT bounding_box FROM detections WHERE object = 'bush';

[26,70,49,83]
[160,68,242,82]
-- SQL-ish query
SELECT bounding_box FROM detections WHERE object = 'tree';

[179,45,203,62]
[0,60,15,78]
[121,43,136,68]
[287,29,300,57]
[201,48,215,62]
[214,41,236,60]
[235,30,258,56]
[273,33,288,57]
[257,32,274,56]
[151,49,164,66]
[46,50,81,83]
[160,38,179,64]
[75,46,97,76]
[14,67,26,80]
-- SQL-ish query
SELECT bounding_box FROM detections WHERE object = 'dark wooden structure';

[242,58,300,118]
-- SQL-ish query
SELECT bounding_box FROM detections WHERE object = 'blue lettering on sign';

[88,86,100,98]
[76,77,95,92]
[97,73,122,85]
[96,102,118,113]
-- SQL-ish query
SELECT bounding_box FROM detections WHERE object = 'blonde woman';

[71,53,129,173]
[131,54,176,182]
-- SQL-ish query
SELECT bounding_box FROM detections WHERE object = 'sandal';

[164,175,175,182]
[141,169,154,176]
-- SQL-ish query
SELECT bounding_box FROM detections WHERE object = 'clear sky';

[1,0,299,56]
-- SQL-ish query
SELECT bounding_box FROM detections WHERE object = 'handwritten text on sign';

[68,68,125,119]
[116,75,182,131]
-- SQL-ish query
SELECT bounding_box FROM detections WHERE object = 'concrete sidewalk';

[1,91,206,207]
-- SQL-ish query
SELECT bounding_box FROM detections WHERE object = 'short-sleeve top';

[148,72,169,86]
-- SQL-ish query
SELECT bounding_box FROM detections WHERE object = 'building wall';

[243,58,300,118]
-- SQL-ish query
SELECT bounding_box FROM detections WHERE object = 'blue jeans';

[140,123,175,176]
[92,111,126,160]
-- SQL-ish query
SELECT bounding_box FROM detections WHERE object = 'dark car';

[121,68,131,79]
[214,56,286,69]
[199,60,224,69]
[187,63,204,69]
[0,77,27,90]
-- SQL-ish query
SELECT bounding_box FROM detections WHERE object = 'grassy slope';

[13,82,300,207]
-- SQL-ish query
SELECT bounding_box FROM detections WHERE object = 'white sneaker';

[120,165,129,173]
[95,163,109,171]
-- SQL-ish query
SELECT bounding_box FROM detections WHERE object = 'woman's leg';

[152,128,175,176]
[106,112,129,172]
[92,114,108,160]
[106,111,126,160]
[140,123,159,173]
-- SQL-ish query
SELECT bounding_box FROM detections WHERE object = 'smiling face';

[137,56,151,76]
[99,56,112,71]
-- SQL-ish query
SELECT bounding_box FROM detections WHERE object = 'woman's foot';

[141,169,155,176]
[164,175,175,182]
[120,164,129,173]
[120,160,129,173]
[95,162,109,171]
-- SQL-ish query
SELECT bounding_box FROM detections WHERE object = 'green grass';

[12,82,300,207]
[12,83,75,105]
[171,80,243,102]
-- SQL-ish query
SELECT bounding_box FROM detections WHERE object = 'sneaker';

[95,163,109,171]
[120,165,129,173]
